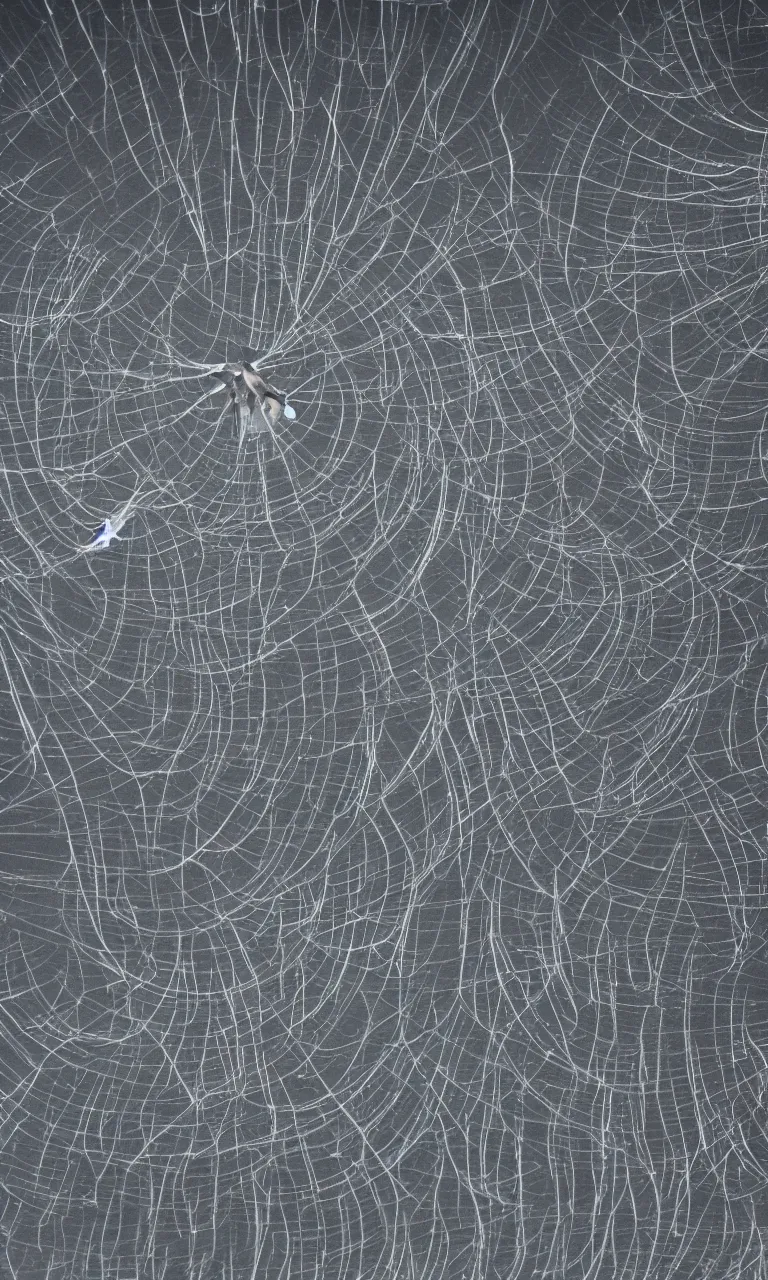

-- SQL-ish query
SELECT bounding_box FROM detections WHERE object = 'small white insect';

[81,477,167,553]
[89,518,120,550]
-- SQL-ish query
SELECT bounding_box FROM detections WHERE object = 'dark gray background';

[0,1,767,1276]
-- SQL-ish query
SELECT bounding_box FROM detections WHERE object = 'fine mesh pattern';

[0,2,767,1277]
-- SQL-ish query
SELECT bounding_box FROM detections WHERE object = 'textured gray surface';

[0,1,767,1276]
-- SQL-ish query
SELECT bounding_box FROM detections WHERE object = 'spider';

[209,348,296,437]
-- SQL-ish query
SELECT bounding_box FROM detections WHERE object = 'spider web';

[0,0,767,1277]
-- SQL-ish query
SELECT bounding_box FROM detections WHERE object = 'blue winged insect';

[82,477,166,553]
[89,518,120,549]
